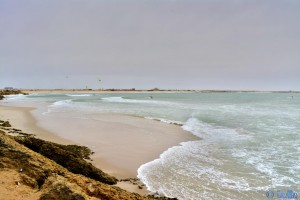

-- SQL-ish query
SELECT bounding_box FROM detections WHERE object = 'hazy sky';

[0,0,299,90]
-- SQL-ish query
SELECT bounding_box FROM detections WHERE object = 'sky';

[0,0,299,90]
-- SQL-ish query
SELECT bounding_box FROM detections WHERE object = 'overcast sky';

[0,0,299,90]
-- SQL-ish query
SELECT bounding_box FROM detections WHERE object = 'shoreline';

[0,102,198,196]
[18,89,300,94]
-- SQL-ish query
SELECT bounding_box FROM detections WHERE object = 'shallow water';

[3,92,300,199]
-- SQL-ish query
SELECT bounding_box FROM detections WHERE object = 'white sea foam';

[101,96,177,106]
[66,94,92,97]
[231,143,300,188]
[3,94,27,101]
[144,117,184,126]
[138,140,269,200]
[137,117,276,199]
[43,99,75,115]
[182,117,251,140]
[52,99,74,107]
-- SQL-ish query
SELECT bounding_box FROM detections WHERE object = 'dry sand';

[0,103,197,194]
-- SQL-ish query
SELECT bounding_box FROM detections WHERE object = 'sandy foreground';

[0,103,197,195]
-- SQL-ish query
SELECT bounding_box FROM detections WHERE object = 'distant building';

[4,87,14,91]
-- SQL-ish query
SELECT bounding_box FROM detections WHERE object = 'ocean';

[3,92,300,199]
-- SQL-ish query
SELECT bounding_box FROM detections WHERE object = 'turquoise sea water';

[3,92,300,199]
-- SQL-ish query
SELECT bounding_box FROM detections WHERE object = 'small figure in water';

[150,96,153,99]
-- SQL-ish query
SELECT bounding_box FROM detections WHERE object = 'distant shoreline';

[11,89,300,94]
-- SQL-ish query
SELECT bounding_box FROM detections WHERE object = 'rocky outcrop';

[14,136,117,185]
[120,178,146,190]
[1,121,11,127]
[40,182,85,200]
[0,90,28,101]
[0,90,28,96]
[0,130,152,199]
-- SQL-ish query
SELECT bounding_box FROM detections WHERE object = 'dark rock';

[20,173,38,188]
[147,195,178,200]
[58,144,94,160]
[40,183,85,200]
[0,90,28,96]
[14,136,117,185]
[1,121,11,127]
[0,135,50,189]
[18,132,34,137]
[0,137,8,148]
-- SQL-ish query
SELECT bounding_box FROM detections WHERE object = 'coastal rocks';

[0,169,41,200]
[12,128,22,132]
[147,195,178,200]
[1,121,11,127]
[120,177,145,189]
[40,182,85,200]
[20,173,39,188]
[58,144,95,160]
[0,90,28,96]
[13,136,118,185]
[0,130,151,199]
[0,121,20,137]
[119,178,179,200]
[0,90,29,102]
[0,132,48,192]
[0,90,28,101]
[0,121,35,137]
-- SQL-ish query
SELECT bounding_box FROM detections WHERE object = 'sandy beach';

[0,102,197,195]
